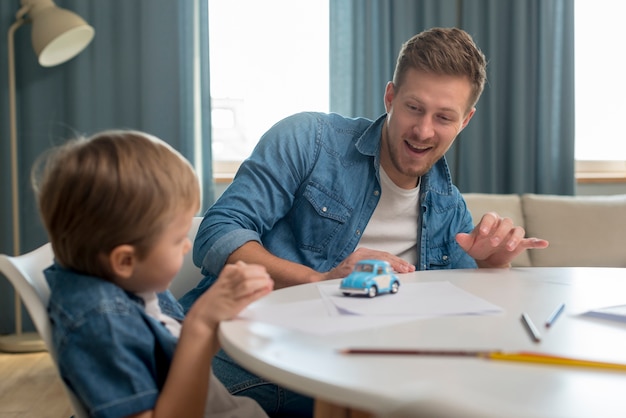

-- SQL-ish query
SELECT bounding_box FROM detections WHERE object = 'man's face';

[381,68,475,189]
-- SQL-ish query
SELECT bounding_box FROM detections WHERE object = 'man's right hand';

[227,242,415,289]
[322,247,415,280]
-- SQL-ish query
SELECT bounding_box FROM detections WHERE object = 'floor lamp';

[0,0,94,353]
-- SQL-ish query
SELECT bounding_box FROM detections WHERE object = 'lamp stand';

[0,11,46,353]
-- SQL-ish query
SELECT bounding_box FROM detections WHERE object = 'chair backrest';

[168,216,204,299]
[0,244,89,418]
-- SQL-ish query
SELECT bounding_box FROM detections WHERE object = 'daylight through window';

[209,0,329,170]
[575,0,626,161]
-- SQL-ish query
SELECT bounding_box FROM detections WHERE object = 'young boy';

[33,130,273,418]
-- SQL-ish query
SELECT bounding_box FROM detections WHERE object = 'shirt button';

[356,230,361,236]
[443,255,448,261]
[322,206,327,212]
[374,190,380,196]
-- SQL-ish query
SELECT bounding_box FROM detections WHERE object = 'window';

[209,0,329,178]
[575,0,626,180]
[209,2,624,181]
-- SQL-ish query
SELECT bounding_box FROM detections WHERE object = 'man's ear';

[459,107,476,132]
[108,244,136,280]
[383,81,395,112]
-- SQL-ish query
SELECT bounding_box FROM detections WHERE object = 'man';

[181,27,548,417]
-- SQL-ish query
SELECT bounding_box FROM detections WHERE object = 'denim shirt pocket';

[425,240,458,269]
[294,182,352,253]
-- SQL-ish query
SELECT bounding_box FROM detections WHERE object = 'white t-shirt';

[356,166,420,266]
[138,292,268,417]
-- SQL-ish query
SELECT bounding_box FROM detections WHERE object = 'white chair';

[0,243,89,418]
[168,216,204,299]
[0,216,204,418]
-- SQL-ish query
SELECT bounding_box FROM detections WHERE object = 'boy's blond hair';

[33,130,200,279]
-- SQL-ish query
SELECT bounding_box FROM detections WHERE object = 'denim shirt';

[45,263,184,418]
[187,112,476,302]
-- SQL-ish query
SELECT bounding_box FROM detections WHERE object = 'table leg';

[314,398,373,418]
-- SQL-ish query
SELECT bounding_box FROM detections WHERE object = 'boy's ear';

[108,244,136,279]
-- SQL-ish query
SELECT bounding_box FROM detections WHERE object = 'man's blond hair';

[393,27,487,112]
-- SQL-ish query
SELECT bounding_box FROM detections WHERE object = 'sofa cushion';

[522,193,626,267]
[462,193,531,267]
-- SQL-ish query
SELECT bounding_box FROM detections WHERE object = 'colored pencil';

[339,348,626,372]
[545,303,566,328]
[521,312,542,342]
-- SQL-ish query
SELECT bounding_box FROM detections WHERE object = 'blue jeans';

[213,349,314,417]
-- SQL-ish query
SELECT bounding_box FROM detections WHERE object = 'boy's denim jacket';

[45,263,184,418]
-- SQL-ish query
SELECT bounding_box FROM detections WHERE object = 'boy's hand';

[191,261,274,327]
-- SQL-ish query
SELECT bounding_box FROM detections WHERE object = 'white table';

[219,268,626,417]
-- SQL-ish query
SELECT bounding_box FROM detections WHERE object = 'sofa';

[172,195,625,296]
[462,193,626,268]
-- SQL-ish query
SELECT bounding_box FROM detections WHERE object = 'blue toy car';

[339,259,400,298]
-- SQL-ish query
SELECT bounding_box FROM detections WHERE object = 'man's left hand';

[455,212,549,268]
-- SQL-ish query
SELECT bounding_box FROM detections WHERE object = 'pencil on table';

[521,312,541,343]
[545,303,565,328]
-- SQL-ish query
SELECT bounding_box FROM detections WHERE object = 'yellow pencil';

[340,348,626,372]
[485,351,626,372]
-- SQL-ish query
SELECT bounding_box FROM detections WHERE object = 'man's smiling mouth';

[405,140,431,154]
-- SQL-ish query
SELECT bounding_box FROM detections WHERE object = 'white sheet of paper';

[239,299,415,335]
[318,281,503,317]
[237,281,502,335]
[581,304,626,323]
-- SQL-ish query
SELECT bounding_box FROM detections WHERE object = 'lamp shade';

[28,0,94,67]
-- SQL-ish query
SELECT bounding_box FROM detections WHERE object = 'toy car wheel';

[367,285,378,298]
[342,292,350,296]
[391,282,399,294]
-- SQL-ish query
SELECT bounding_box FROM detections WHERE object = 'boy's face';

[381,68,475,189]
[128,208,195,293]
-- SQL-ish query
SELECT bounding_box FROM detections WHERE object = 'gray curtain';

[0,0,212,334]
[330,0,575,195]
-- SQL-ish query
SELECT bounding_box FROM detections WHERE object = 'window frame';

[576,161,626,184]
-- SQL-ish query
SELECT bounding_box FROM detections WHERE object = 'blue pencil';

[545,303,565,328]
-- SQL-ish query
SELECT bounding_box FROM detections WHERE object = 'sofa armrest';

[522,194,626,267]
